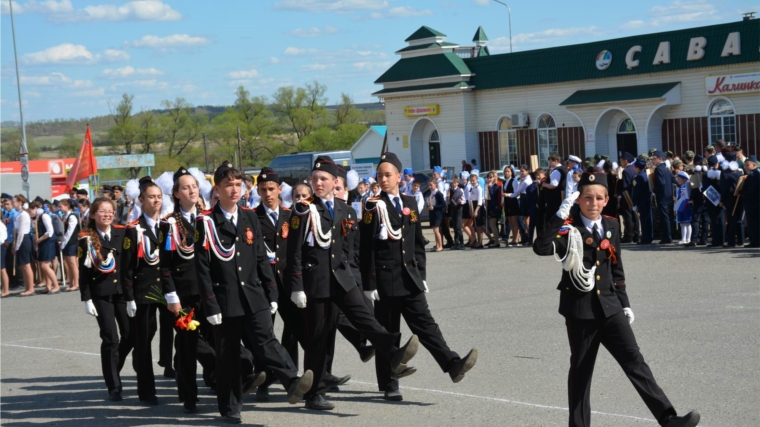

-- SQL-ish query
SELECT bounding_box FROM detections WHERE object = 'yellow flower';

[187,320,201,331]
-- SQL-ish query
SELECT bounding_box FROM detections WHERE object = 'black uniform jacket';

[285,197,356,299]
[195,205,277,318]
[533,209,629,320]
[159,214,199,301]
[359,192,426,297]
[122,216,163,304]
[78,225,126,302]
[740,169,759,204]
[255,204,290,301]
[346,206,362,287]
[654,163,673,202]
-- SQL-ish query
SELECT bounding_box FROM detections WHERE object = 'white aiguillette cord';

[365,199,402,241]
[306,203,332,249]
[553,225,596,292]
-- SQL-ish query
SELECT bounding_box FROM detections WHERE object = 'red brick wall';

[478,131,499,171]
[662,114,759,156]
[478,126,585,170]
[558,127,586,160]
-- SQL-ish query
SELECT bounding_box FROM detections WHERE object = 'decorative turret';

[472,26,490,57]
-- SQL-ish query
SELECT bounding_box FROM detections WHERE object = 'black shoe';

[451,245,462,250]
[620,238,633,243]
[684,242,696,247]
[324,373,351,389]
[163,368,176,379]
[384,390,403,401]
[659,240,673,245]
[287,370,313,404]
[424,238,430,245]
[662,411,700,427]
[448,349,478,383]
[395,364,417,379]
[223,412,242,424]
[359,346,375,363]
[183,402,197,413]
[305,394,335,410]
[242,371,266,395]
[256,386,270,402]
[696,241,707,246]
[391,335,419,371]
[443,242,453,248]
[140,396,159,406]
[107,391,122,402]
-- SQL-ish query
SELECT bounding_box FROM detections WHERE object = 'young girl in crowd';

[461,172,474,246]
[293,182,313,203]
[468,173,486,248]
[486,171,503,248]
[12,195,35,297]
[674,171,694,246]
[502,167,521,247]
[32,200,59,294]
[59,199,80,292]
[508,165,534,246]
[428,180,447,252]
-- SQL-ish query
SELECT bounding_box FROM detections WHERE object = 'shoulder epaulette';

[201,209,213,215]
[126,219,139,228]
[78,231,89,238]
[241,206,253,211]
[281,206,291,211]
[112,224,126,229]
[563,218,574,226]
[162,212,174,221]
[604,215,618,221]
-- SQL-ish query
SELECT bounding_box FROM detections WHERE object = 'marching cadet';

[703,156,725,247]
[159,167,217,413]
[533,168,701,427]
[196,161,312,424]
[286,155,419,411]
[360,152,477,401]
[652,150,674,244]
[741,155,759,247]
[78,197,134,402]
[122,177,168,405]
[632,158,653,245]
[617,153,639,243]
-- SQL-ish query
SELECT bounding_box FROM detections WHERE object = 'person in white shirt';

[0,220,8,298]
[508,165,534,245]
[59,199,80,292]
[12,195,36,296]
[33,201,60,294]
[411,181,425,213]
[468,173,486,249]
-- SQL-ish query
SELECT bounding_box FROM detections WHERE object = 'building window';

[498,117,518,167]
[618,118,636,134]
[429,130,439,144]
[537,115,558,168]
[708,99,736,144]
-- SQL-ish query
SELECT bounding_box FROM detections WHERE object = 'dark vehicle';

[268,151,354,185]
[411,169,435,222]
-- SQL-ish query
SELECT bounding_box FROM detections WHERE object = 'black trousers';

[619,199,640,240]
[656,199,672,242]
[706,204,725,246]
[373,291,459,392]
[92,294,133,394]
[216,307,298,416]
[565,311,676,427]
[450,205,463,245]
[326,290,373,374]
[134,303,159,400]
[158,304,175,368]
[690,204,709,244]
[639,206,653,244]
[174,296,216,404]
[746,203,760,247]
[304,283,399,398]
[725,197,745,246]
[275,288,305,366]
[440,215,453,245]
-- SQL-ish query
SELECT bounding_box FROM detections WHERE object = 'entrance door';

[428,130,441,168]
[616,118,638,158]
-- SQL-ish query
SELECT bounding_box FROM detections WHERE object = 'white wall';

[351,129,384,161]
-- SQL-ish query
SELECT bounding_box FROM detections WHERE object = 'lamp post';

[492,0,512,53]
[8,0,30,199]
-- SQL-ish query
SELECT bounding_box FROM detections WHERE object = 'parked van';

[268,151,353,185]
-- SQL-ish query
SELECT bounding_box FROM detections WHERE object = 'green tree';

[160,97,205,158]
[272,81,328,141]
[59,133,81,158]
[334,93,360,126]
[106,94,140,177]
[298,123,366,152]
[0,128,39,162]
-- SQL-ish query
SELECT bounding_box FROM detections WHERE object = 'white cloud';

[290,26,339,37]
[259,77,275,84]
[386,6,433,17]
[71,79,93,88]
[270,56,280,64]
[103,49,130,62]
[2,0,182,23]
[622,20,647,30]
[471,0,489,5]
[110,79,169,90]
[227,69,259,79]
[102,66,163,78]
[283,47,319,56]
[25,90,42,98]
[0,0,73,14]
[490,26,602,51]
[72,87,106,97]
[352,61,391,71]
[126,34,211,48]
[19,72,71,85]
[21,43,97,65]
[302,63,332,71]
[648,0,717,26]
[275,0,388,13]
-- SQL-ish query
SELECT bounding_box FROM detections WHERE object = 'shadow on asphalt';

[622,244,760,257]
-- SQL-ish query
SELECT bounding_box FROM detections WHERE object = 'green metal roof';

[465,20,759,90]
[375,52,471,84]
[473,26,488,42]
[559,82,680,106]
[396,42,458,53]
[405,26,446,42]
[373,82,470,96]
[476,46,490,57]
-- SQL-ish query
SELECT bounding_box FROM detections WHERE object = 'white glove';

[207,313,222,325]
[270,302,278,315]
[164,292,180,304]
[364,290,379,301]
[632,206,638,212]
[423,280,429,293]
[84,299,98,317]
[556,191,580,220]
[291,291,307,309]
[126,300,137,318]
[623,307,635,325]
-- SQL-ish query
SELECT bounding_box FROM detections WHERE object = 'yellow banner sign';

[404,105,439,117]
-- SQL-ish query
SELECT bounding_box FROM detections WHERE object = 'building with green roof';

[373,19,759,172]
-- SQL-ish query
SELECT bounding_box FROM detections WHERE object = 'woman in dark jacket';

[428,180,447,252]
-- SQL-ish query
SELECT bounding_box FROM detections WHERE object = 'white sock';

[684,224,692,243]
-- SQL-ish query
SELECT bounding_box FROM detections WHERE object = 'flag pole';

[9,0,30,200]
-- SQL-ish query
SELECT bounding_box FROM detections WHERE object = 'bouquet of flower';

[145,285,201,332]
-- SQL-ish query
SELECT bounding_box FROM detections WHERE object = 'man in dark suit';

[652,150,673,244]
[702,156,725,247]
[617,152,639,243]
[360,152,477,401]
[632,159,653,244]
[196,162,312,424]
[286,156,419,411]
[741,155,759,247]
[533,169,700,427]
[720,152,745,247]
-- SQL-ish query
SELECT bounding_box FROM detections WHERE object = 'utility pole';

[237,125,243,170]
[202,133,209,173]
[9,0,30,199]
[492,0,513,53]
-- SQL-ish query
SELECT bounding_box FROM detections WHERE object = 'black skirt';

[37,237,56,261]
[16,234,33,266]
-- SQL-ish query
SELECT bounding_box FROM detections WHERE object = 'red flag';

[65,125,97,191]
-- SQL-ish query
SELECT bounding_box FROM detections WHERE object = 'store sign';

[706,73,760,96]
[404,104,440,117]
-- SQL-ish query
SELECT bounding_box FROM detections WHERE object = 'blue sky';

[1,0,756,122]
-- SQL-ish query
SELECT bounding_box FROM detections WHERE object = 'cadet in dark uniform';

[720,152,744,247]
[159,167,216,413]
[78,197,134,402]
[542,153,567,224]
[617,152,640,243]
[741,155,759,247]
[196,162,312,424]
[286,156,419,411]
[632,159,653,244]
[702,156,725,247]
[652,150,673,244]
[360,152,478,401]
[533,169,700,427]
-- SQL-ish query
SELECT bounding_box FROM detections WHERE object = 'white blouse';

[14,210,31,250]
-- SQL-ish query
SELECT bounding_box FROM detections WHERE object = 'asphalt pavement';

[1,237,758,427]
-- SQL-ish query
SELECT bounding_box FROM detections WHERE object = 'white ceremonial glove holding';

[623,307,635,325]
[207,313,222,325]
[632,206,638,212]
[291,291,307,309]
[84,300,98,317]
[423,280,429,293]
[364,290,379,301]
[556,191,580,220]
[270,302,278,315]
[126,300,137,318]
